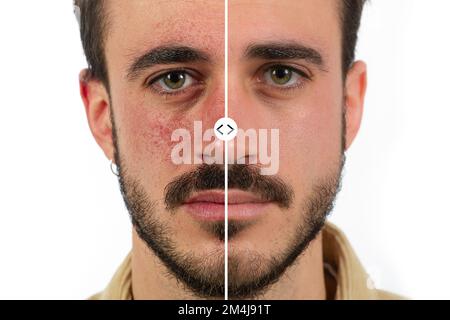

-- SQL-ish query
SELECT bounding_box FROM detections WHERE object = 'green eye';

[262,65,308,89]
[162,71,186,90]
[269,67,293,85]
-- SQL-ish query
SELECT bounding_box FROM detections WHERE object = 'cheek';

[275,93,343,187]
[118,103,192,166]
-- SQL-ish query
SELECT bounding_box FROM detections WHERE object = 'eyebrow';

[244,41,325,67]
[126,45,210,80]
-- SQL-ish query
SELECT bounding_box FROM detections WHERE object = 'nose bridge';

[196,68,268,165]
[200,81,225,129]
[227,68,264,129]
[194,81,226,164]
[227,76,263,164]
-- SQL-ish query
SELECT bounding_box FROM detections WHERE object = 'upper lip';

[183,190,268,205]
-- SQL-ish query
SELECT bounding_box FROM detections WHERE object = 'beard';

[111,112,346,299]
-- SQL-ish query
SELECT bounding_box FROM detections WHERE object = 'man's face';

[102,0,347,298]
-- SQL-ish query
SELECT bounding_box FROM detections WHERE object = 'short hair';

[341,0,367,72]
[74,0,109,88]
[74,0,366,86]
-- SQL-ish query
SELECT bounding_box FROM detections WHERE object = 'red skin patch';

[124,108,195,163]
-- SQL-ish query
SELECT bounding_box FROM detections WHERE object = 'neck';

[131,229,326,300]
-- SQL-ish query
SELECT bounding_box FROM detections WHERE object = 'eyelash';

[145,69,202,97]
[258,64,312,91]
[144,64,311,98]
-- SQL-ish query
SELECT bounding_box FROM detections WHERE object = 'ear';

[79,69,115,161]
[344,60,367,151]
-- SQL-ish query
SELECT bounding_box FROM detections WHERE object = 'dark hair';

[341,0,367,72]
[74,0,109,88]
[75,0,366,86]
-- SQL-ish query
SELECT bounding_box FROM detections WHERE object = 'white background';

[0,1,449,299]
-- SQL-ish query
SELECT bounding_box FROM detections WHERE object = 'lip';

[182,190,272,221]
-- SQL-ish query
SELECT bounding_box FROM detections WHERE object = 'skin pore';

[79,0,366,300]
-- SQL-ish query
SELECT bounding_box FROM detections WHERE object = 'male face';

[83,0,365,299]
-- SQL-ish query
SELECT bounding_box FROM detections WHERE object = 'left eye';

[152,71,194,92]
[263,66,303,87]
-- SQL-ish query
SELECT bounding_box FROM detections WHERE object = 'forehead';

[229,0,340,51]
[104,0,340,66]
[105,0,224,61]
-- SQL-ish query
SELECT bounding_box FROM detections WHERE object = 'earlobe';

[344,60,367,151]
[79,69,114,160]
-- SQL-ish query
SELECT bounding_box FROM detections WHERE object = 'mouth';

[181,189,272,221]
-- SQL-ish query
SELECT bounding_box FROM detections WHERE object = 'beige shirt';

[89,222,403,300]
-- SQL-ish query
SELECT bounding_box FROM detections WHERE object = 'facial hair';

[111,110,346,299]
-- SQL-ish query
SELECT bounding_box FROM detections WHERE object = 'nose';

[194,71,267,166]
[226,79,264,165]
[194,83,226,164]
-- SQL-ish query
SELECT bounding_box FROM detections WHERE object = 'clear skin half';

[79,0,366,300]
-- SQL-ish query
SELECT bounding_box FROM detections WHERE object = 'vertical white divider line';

[224,0,229,301]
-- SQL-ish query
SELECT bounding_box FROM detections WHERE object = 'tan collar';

[89,221,399,300]
[322,221,379,299]
[89,251,133,300]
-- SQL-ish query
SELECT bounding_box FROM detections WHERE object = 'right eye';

[149,70,196,94]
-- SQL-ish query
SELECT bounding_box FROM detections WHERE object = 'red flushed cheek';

[123,109,193,163]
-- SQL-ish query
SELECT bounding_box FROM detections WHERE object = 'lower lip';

[182,201,271,221]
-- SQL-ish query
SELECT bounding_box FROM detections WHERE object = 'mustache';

[164,164,294,210]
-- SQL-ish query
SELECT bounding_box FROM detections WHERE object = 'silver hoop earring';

[110,159,119,177]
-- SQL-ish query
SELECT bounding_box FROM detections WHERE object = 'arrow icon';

[216,124,224,135]
[214,117,238,141]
